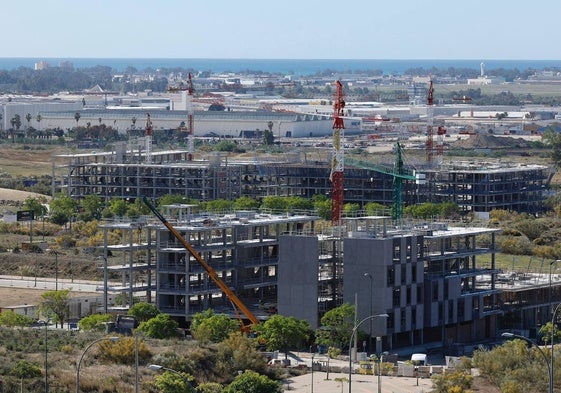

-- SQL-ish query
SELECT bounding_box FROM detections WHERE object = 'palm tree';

[74,112,81,127]
[36,114,42,131]
[25,113,31,130]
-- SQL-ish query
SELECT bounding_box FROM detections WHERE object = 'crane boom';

[142,197,259,330]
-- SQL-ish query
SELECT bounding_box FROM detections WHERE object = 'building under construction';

[97,207,505,353]
[53,145,553,216]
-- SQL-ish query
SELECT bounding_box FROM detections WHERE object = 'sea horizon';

[1,57,560,75]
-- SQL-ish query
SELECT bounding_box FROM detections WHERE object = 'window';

[393,239,401,262]
[412,264,417,283]
[432,282,439,301]
[401,265,407,284]
[386,313,394,329]
[387,267,395,286]
[406,286,411,304]
[393,287,401,307]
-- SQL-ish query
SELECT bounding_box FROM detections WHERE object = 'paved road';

[0,274,104,293]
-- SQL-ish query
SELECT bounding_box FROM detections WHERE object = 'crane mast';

[330,80,345,225]
[426,79,434,163]
[186,72,195,161]
[145,112,153,164]
[167,72,195,161]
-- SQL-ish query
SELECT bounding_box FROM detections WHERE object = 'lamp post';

[47,250,59,291]
[76,337,119,393]
[348,313,388,393]
[502,332,552,393]
[311,354,314,393]
[97,256,108,313]
[551,303,561,393]
[550,259,560,393]
[363,273,373,353]
[38,320,49,393]
[148,364,193,390]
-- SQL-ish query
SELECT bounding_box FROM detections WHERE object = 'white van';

[411,353,427,366]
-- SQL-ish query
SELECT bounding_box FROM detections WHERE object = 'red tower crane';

[330,81,345,225]
[168,72,195,161]
[145,112,153,164]
[426,79,435,163]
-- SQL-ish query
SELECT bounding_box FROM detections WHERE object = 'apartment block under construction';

[97,206,504,353]
[53,144,552,216]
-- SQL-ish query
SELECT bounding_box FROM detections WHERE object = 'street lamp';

[348,313,388,393]
[311,353,314,393]
[76,336,119,393]
[502,332,552,393]
[97,256,108,313]
[148,364,193,390]
[37,320,49,393]
[363,273,373,353]
[550,259,560,393]
[47,250,59,291]
[551,303,561,393]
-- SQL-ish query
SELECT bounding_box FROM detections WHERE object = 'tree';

[36,114,42,131]
[137,313,179,339]
[25,113,31,129]
[49,193,78,226]
[312,194,331,220]
[11,114,21,130]
[254,314,311,358]
[538,321,561,344]
[315,303,355,349]
[11,360,42,393]
[74,112,81,126]
[151,370,195,393]
[107,197,128,217]
[128,302,161,322]
[0,311,33,327]
[233,196,260,210]
[23,195,48,218]
[38,289,71,328]
[190,310,239,344]
[262,129,274,145]
[543,128,561,167]
[78,313,112,331]
[216,332,268,375]
[80,194,104,220]
[223,370,282,393]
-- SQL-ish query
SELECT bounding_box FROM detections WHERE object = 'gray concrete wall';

[278,235,319,328]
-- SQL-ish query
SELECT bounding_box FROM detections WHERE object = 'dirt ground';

[0,287,56,308]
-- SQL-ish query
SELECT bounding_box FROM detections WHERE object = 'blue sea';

[0,58,560,75]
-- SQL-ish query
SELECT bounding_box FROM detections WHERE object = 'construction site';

[49,79,559,353]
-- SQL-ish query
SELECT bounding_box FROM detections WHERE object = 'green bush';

[78,314,113,331]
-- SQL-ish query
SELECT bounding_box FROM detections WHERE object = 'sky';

[3,0,561,60]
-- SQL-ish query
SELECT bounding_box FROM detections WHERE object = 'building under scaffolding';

[54,146,553,215]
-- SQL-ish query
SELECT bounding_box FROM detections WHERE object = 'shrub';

[78,314,113,331]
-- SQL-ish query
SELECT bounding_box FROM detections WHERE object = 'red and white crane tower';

[330,80,345,225]
[425,79,446,162]
[168,72,195,161]
[185,72,195,161]
[426,79,435,163]
[145,112,153,163]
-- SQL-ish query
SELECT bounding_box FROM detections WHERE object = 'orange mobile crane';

[142,197,259,332]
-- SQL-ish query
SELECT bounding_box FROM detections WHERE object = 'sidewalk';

[281,352,434,393]
[284,371,433,393]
